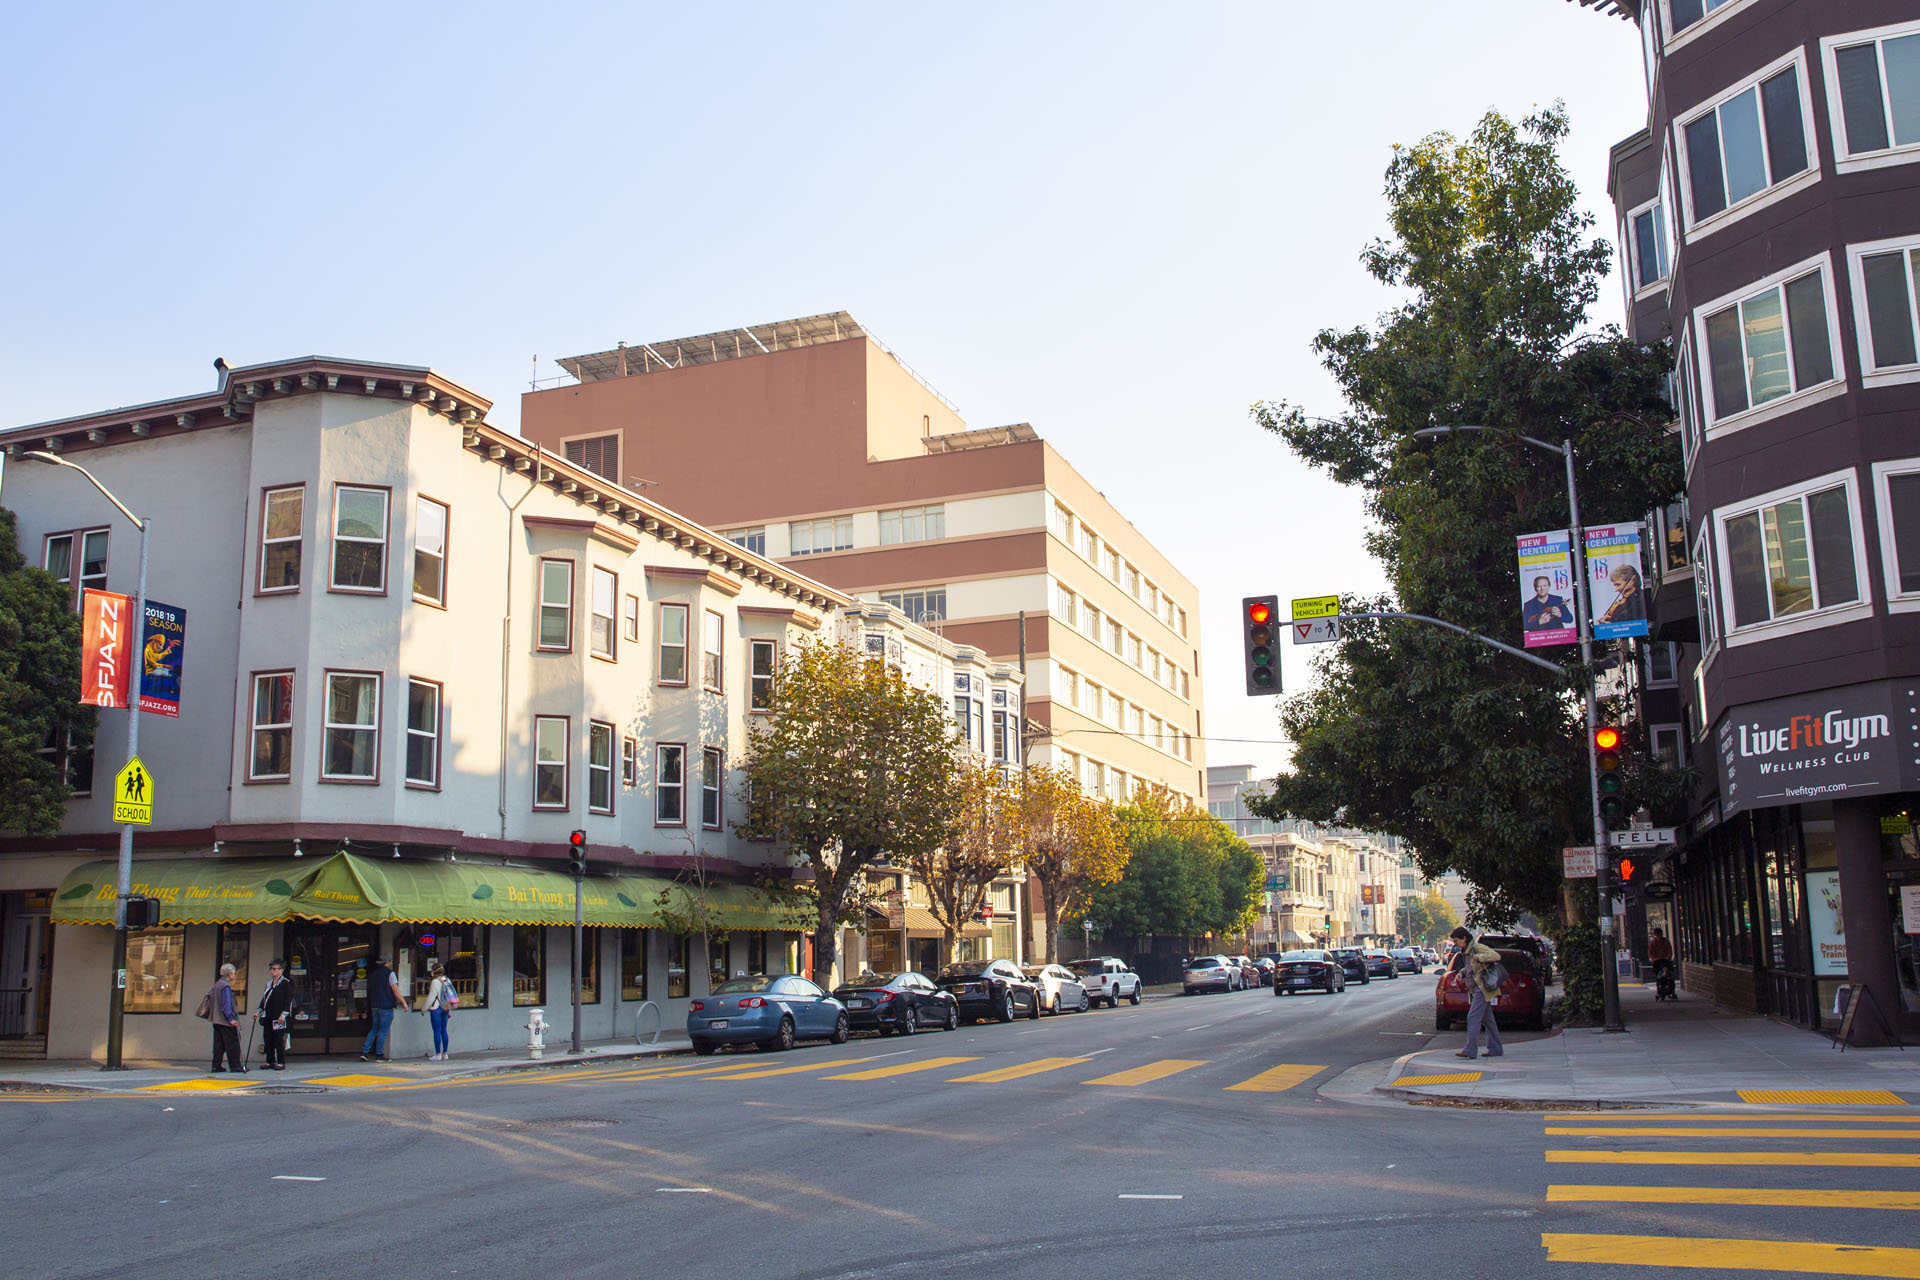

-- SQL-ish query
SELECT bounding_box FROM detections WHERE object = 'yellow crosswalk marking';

[304,1074,411,1088]
[1738,1089,1909,1106]
[949,1057,1091,1083]
[1548,1185,1920,1210]
[708,1057,875,1081]
[139,1079,253,1091]
[1547,1150,1920,1167]
[825,1057,979,1081]
[1085,1059,1206,1087]
[1547,1126,1920,1140]
[1541,1232,1920,1276]
[601,1060,776,1081]
[1224,1063,1328,1093]
[1392,1071,1481,1086]
[1546,1112,1920,1124]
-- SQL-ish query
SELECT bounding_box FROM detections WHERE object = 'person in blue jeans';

[424,961,454,1060]
[360,954,408,1061]
[1447,927,1505,1060]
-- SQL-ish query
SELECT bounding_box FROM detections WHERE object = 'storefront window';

[216,925,250,1008]
[781,937,800,977]
[125,928,186,1013]
[513,926,545,1007]
[867,931,902,974]
[1881,804,1920,1015]
[403,927,487,1008]
[580,927,601,1004]
[620,931,647,1001]
[709,935,729,989]
[667,935,690,999]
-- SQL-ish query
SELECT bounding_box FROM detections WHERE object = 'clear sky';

[0,1,1647,781]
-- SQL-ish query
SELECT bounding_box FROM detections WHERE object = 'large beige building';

[520,312,1206,805]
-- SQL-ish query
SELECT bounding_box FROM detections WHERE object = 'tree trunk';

[1037,872,1063,963]
[943,928,958,966]
[814,882,843,990]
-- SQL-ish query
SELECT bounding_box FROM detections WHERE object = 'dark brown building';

[1595,0,1920,1041]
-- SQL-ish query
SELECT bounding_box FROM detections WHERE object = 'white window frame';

[1660,0,1753,53]
[589,567,617,661]
[701,746,723,830]
[1692,251,1846,437]
[412,496,448,607]
[622,593,640,643]
[1674,48,1820,240]
[1651,722,1688,768]
[533,715,569,810]
[1643,641,1681,689]
[621,736,638,788]
[1676,333,1702,475]
[588,720,615,815]
[724,526,766,556]
[328,485,390,594]
[537,559,573,653]
[1054,580,1077,626]
[749,639,778,712]
[404,677,441,790]
[258,486,303,595]
[248,671,294,783]
[1712,466,1873,646]
[657,603,689,686]
[788,516,852,556]
[1692,525,1719,655]
[320,671,381,782]
[1625,196,1670,298]
[1870,458,1920,613]
[1821,19,1920,175]
[656,743,686,826]
[1846,234,1920,388]
[877,504,945,545]
[701,610,723,692]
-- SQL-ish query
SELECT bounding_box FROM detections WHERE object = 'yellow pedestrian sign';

[1291,595,1339,620]
[113,756,154,826]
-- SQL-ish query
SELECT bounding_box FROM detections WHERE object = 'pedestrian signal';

[1612,856,1647,886]
[1243,596,1280,696]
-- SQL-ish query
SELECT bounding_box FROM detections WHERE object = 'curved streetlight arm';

[1335,611,1564,674]
[1409,424,1564,457]
[20,451,146,528]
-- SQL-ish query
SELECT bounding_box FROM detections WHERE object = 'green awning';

[52,852,810,932]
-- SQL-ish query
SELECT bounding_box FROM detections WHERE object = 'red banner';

[80,589,132,708]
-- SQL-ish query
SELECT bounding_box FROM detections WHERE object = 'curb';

[1364,1046,1691,1112]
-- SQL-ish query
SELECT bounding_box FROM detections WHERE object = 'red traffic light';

[1594,725,1622,751]
[569,829,586,849]
[1613,856,1641,884]
[1247,601,1271,625]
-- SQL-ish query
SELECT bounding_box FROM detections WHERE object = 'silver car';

[1181,955,1237,994]
[1023,963,1091,1014]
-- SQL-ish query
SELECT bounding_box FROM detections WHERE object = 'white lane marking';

[1185,1025,1211,1032]
[1085,1047,1116,1056]
[1118,1194,1183,1200]
[271,1176,326,1182]
[657,1187,712,1194]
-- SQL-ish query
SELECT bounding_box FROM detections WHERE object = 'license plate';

[848,999,870,1009]
[1288,978,1309,985]
[709,1019,729,1029]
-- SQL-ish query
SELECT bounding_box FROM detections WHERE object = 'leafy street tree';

[901,757,1019,966]
[1247,105,1682,923]
[0,507,93,836]
[1084,788,1262,948]
[1014,764,1126,962]
[1398,888,1460,947]
[736,637,963,986]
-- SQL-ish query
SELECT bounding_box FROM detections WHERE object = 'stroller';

[1651,959,1677,1001]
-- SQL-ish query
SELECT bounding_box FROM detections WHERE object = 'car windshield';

[1391,948,1413,957]
[711,976,775,995]
[1066,961,1107,975]
[839,972,902,988]
[1280,951,1324,961]
[1022,966,1050,978]
[939,962,991,978]
[1184,958,1221,969]
[1331,949,1359,957]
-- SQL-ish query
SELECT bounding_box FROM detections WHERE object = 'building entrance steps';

[1333,984,1919,1109]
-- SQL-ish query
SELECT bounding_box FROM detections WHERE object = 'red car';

[1434,949,1548,1032]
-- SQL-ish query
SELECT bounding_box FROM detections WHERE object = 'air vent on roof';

[564,434,619,482]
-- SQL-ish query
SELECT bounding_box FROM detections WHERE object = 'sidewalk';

[1359,983,1919,1109]
[0,1032,694,1095]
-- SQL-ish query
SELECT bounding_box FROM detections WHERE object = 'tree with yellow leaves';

[1016,765,1128,962]
[901,757,1020,966]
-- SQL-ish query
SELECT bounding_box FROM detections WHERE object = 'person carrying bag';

[423,961,456,1061]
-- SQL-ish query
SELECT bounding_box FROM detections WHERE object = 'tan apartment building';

[520,312,1206,805]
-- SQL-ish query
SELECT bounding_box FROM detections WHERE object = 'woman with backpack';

[1447,927,1505,1060]
[424,961,458,1060]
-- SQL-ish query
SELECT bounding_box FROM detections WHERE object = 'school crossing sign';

[113,756,155,826]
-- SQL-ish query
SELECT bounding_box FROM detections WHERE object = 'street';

[9,976,1919,1279]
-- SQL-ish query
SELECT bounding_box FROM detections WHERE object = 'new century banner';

[1516,530,1577,648]
[79,588,132,708]
[138,599,185,717]
[1586,523,1649,641]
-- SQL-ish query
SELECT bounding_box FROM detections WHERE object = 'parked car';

[1230,954,1265,987]
[1477,934,1555,983]
[1024,963,1092,1014]
[1363,948,1400,979]
[1327,947,1371,985]
[1389,946,1424,973]
[1272,949,1347,996]
[1181,955,1238,994]
[1067,956,1142,1008]
[688,974,850,1054]
[1419,946,1442,967]
[1253,956,1279,983]
[937,958,1042,1023]
[831,970,960,1036]
[1435,948,1549,1031]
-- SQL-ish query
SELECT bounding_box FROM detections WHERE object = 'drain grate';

[250,1085,330,1095]
[514,1117,619,1129]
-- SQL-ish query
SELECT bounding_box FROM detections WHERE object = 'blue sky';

[0,2,1648,778]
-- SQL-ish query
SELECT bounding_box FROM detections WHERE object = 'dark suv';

[1327,947,1371,984]
[936,959,1042,1023]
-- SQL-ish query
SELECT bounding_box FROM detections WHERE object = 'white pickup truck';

[1067,957,1142,1008]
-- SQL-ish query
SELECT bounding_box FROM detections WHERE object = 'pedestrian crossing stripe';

[707,1057,875,1081]
[1546,1126,1920,1140]
[1547,1150,1920,1167]
[1223,1064,1328,1093]
[949,1057,1091,1083]
[1085,1059,1206,1087]
[140,1079,254,1091]
[304,1074,410,1087]
[1737,1089,1909,1106]
[1547,1185,1920,1210]
[1392,1071,1482,1086]
[825,1057,980,1081]
[1546,1112,1920,1124]
[1541,1233,1920,1276]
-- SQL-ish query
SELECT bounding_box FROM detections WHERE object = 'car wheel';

[1078,990,1091,1013]
[1324,978,1335,994]
[1027,990,1042,1020]
[693,1040,717,1056]
[1127,985,1140,1006]
[897,1007,916,1036]
[1047,993,1059,1016]
[997,992,1015,1024]
[830,1013,850,1045]
[942,1004,959,1032]
[763,1018,796,1052]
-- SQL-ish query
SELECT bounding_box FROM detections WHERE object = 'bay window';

[537,559,573,652]
[1716,471,1867,637]
[330,485,389,592]
[1698,258,1838,425]
[1825,22,1920,167]
[321,671,380,781]
[534,715,568,809]
[1871,460,1920,609]
[657,604,688,685]
[702,746,722,829]
[412,497,448,606]
[1850,236,1920,377]
[590,567,617,660]
[249,672,294,782]
[656,744,685,825]
[589,721,614,814]
[259,487,303,593]
[1680,58,1811,226]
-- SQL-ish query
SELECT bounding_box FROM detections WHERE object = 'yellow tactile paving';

[1542,1233,1920,1276]
[1392,1071,1482,1086]
[1223,1063,1328,1093]
[1547,1150,1920,1167]
[1548,1185,1920,1210]
[1084,1058,1206,1087]
[304,1074,412,1088]
[1547,1126,1920,1140]
[948,1057,1091,1084]
[824,1057,980,1081]
[1737,1089,1909,1106]
[139,1078,256,1091]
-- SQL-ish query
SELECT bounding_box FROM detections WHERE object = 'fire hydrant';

[526,1007,549,1059]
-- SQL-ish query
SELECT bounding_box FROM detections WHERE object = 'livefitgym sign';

[1716,678,1919,817]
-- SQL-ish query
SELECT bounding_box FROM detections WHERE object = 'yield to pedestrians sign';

[113,756,154,825]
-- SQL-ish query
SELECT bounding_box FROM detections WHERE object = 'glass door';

[284,926,378,1054]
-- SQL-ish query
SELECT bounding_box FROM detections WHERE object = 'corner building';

[520,313,1207,811]
[1588,0,1920,1040]
[0,358,1020,1061]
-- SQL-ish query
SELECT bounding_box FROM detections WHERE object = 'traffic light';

[1242,595,1280,696]
[567,829,588,878]
[1612,855,1647,887]
[1595,725,1626,822]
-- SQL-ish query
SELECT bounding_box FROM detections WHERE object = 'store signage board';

[1716,679,1917,818]
[1805,870,1847,977]
[1562,846,1597,878]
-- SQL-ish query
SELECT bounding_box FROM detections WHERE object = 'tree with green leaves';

[1398,888,1459,947]
[901,756,1018,966]
[736,636,963,987]
[0,507,93,836]
[1083,788,1262,947]
[1015,764,1126,962]
[1247,105,1682,924]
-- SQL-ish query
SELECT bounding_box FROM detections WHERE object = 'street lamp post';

[1411,426,1622,1032]
[20,451,151,1069]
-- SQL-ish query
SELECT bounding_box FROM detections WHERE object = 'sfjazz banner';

[1585,523,1649,641]
[79,589,132,708]
[139,600,185,718]
[1516,529,1577,648]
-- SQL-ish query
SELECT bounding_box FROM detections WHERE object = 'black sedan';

[832,970,960,1036]
[1272,949,1346,996]
[1327,946,1371,984]
[936,958,1042,1023]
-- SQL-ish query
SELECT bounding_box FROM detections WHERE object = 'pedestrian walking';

[1447,927,1505,1060]
[423,961,456,1061]
[1647,927,1676,1000]
[256,959,294,1070]
[206,963,246,1073]
[359,953,409,1062]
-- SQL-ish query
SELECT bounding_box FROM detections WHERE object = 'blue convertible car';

[687,974,851,1054]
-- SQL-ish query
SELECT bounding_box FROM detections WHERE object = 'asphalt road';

[7,972,1919,1280]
